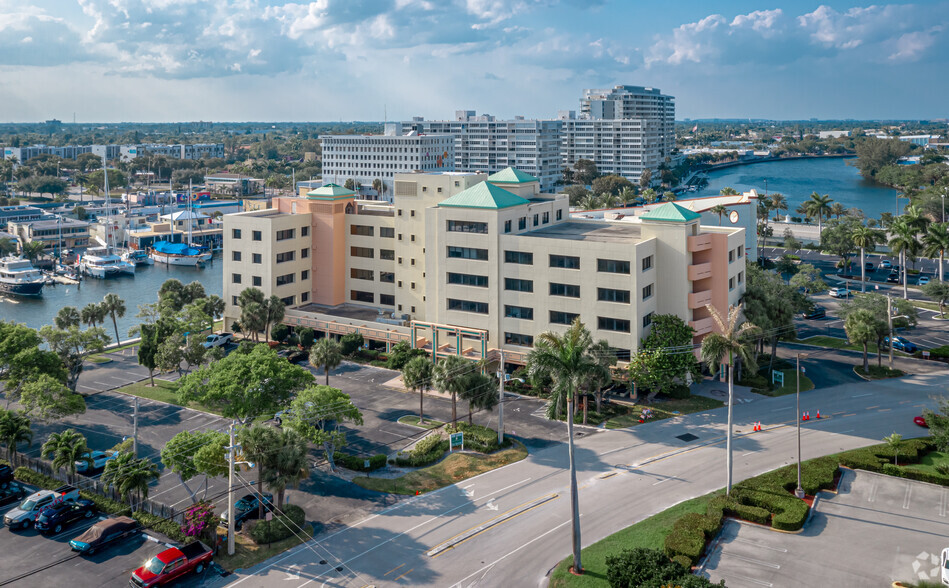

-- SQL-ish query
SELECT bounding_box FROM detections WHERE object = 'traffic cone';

[805,411,810,421]
[756,422,761,432]
[802,412,806,422]
[816,410,821,419]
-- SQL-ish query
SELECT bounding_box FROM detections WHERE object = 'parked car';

[886,273,902,284]
[130,541,213,587]
[287,349,309,364]
[918,275,931,286]
[802,306,826,319]
[883,336,918,353]
[828,287,851,298]
[914,415,929,428]
[75,450,117,474]
[34,499,96,535]
[880,259,892,269]
[0,483,26,509]
[864,262,875,271]
[69,516,137,554]
[0,463,13,487]
[202,332,233,349]
[4,485,79,530]
[219,492,275,530]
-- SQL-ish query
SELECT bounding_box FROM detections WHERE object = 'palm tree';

[719,187,739,196]
[710,204,727,225]
[81,303,101,329]
[641,188,658,204]
[262,429,310,508]
[844,309,877,372]
[883,432,902,466]
[42,429,92,476]
[459,371,497,424]
[20,241,46,264]
[432,355,472,425]
[769,193,787,221]
[0,410,32,461]
[923,223,949,282]
[578,194,600,210]
[309,338,342,386]
[889,219,919,299]
[238,425,280,519]
[238,287,266,341]
[804,192,833,236]
[102,453,160,511]
[618,186,637,205]
[402,355,433,425]
[55,306,81,329]
[830,202,847,220]
[852,226,882,292]
[525,318,600,574]
[263,295,286,343]
[600,192,618,208]
[585,339,616,424]
[101,293,126,345]
[700,304,758,496]
[662,191,677,202]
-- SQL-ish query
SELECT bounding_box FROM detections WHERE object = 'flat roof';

[524,220,641,244]
[295,303,387,322]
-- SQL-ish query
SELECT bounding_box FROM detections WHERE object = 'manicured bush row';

[132,511,190,543]
[81,492,132,517]
[446,422,512,453]
[395,435,449,467]
[333,452,387,472]
[901,469,949,485]
[250,504,306,545]
[605,547,724,588]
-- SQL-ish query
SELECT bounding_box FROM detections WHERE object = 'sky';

[1,0,947,123]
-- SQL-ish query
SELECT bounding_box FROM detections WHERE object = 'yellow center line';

[878,408,892,412]
[866,405,880,410]
[383,563,405,576]
[393,568,414,582]
[599,472,618,479]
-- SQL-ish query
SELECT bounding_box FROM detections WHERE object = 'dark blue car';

[35,499,96,535]
[884,336,918,353]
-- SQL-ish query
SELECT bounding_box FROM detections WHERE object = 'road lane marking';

[852,393,872,398]
[383,564,405,577]
[742,450,758,456]
[903,483,913,510]
[598,472,617,479]
[838,429,855,434]
[652,477,673,486]
[393,568,413,582]
[719,552,780,569]
[878,408,892,412]
[866,406,880,410]
[940,489,947,518]
[734,537,787,552]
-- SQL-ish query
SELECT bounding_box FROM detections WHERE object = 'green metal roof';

[640,202,702,223]
[438,181,530,210]
[306,183,356,200]
[487,167,539,184]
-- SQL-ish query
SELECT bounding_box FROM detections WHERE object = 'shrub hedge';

[250,504,306,545]
[605,547,724,588]
[333,452,387,472]
[395,434,449,467]
[445,422,511,453]
[132,511,189,543]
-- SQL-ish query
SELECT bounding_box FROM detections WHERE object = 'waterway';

[0,256,223,339]
[693,157,901,221]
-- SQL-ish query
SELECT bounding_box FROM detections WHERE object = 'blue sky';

[1,0,946,122]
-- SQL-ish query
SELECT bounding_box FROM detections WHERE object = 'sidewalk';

[690,378,765,405]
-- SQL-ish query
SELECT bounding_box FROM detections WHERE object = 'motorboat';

[149,241,211,266]
[121,248,154,266]
[78,247,135,278]
[0,257,45,296]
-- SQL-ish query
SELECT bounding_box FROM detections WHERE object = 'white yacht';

[0,257,45,296]
[78,247,135,278]
[121,248,154,266]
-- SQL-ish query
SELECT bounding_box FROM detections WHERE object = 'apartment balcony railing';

[689,316,716,336]
[687,233,712,253]
[688,262,712,281]
[688,290,713,309]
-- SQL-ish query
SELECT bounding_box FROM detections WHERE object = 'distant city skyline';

[2,0,947,123]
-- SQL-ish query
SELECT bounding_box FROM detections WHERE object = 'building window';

[729,277,735,291]
[252,230,262,241]
[232,296,239,306]
[301,248,309,258]
[550,254,580,269]
[505,332,534,347]
[232,228,242,239]
[231,251,241,262]
[380,249,395,260]
[518,217,527,230]
[504,305,533,320]
[729,250,735,263]
[252,253,262,264]
[380,271,395,283]
[411,235,416,242]
[276,273,295,286]
[556,209,563,221]
[642,312,654,328]
[351,268,374,280]
[598,288,631,303]
[301,270,309,280]
[447,298,489,314]
[276,228,295,241]
[504,278,533,292]
[276,251,295,264]
[738,271,744,284]
[641,284,654,300]
[351,290,374,303]
[253,276,261,287]
[447,246,488,261]
[448,272,489,287]
[350,225,374,237]
[231,273,241,284]
[550,310,579,325]
[302,292,309,302]
[598,316,630,333]
[738,245,743,258]
[533,214,539,226]
[380,227,394,238]
[411,210,415,217]
[351,246,374,258]
[504,251,533,265]
[542,211,549,224]
[447,220,488,234]
[504,220,512,233]
[410,282,416,290]
[301,226,309,237]
[642,255,653,271]
[598,258,630,274]
[550,282,580,297]
[380,294,395,306]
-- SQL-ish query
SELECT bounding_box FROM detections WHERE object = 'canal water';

[0,257,223,339]
[693,157,900,221]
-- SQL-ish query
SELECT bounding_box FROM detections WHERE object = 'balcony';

[688,262,712,281]
[688,290,713,309]
[688,233,712,253]
[690,317,716,336]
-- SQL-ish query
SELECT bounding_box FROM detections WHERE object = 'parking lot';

[0,486,220,587]
[702,469,949,587]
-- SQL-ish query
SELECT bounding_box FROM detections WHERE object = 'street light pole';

[497,349,505,445]
[795,352,807,499]
[942,189,946,224]
[226,421,239,556]
[888,294,894,369]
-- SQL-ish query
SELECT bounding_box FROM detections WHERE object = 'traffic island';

[397,415,446,430]
[853,365,905,380]
[214,522,314,572]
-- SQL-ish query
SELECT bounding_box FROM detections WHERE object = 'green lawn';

[113,379,222,415]
[756,368,814,397]
[397,415,445,430]
[604,395,724,429]
[214,523,313,572]
[548,491,724,588]
[854,365,906,380]
[353,442,527,495]
[84,355,113,364]
[903,451,949,476]
[910,299,943,313]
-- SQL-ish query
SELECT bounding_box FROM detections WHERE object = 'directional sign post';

[772,370,784,386]
[450,432,464,452]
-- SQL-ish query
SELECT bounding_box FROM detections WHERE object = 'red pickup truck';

[129,541,213,587]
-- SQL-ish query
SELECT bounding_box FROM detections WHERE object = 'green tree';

[102,453,160,511]
[401,356,433,425]
[237,287,267,341]
[627,348,665,402]
[339,332,364,356]
[0,409,32,461]
[525,318,600,573]
[720,187,740,196]
[262,429,310,508]
[775,254,799,282]
[287,385,363,471]
[55,306,81,329]
[237,425,281,519]
[921,281,949,318]
[638,168,651,189]
[591,174,633,196]
[138,323,159,386]
[700,304,758,496]
[923,223,949,283]
[852,226,882,292]
[710,204,727,225]
[839,293,917,367]
[804,192,833,236]
[820,220,856,268]
[458,372,498,424]
[177,343,314,424]
[640,314,701,398]
[563,185,589,206]
[309,338,342,385]
[80,302,105,329]
[101,293,126,345]
[769,193,788,220]
[0,321,41,378]
[844,308,879,372]
[883,432,902,466]
[161,430,228,503]
[854,137,912,177]
[384,341,427,370]
[782,227,802,251]
[263,295,286,344]
[432,355,474,425]
[41,429,92,476]
[744,265,807,374]
[889,218,920,299]
[3,346,67,405]
[38,325,109,391]
[156,333,185,376]
[20,241,46,264]
[924,397,949,453]
[19,374,86,421]
[789,263,827,295]
[830,202,847,219]
[574,159,599,185]
[0,237,17,256]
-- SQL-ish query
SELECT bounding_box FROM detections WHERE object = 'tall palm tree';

[459,371,497,424]
[618,186,637,205]
[262,429,310,508]
[432,355,472,425]
[41,429,92,476]
[55,306,81,329]
[889,219,919,299]
[238,287,266,341]
[804,192,833,236]
[844,309,877,373]
[923,223,949,282]
[710,204,727,225]
[700,304,758,496]
[102,453,160,511]
[81,303,101,329]
[238,425,280,519]
[20,241,46,264]
[719,187,739,196]
[402,355,433,425]
[263,295,286,344]
[600,192,618,208]
[309,338,342,386]
[769,193,787,221]
[0,410,32,461]
[830,202,847,220]
[101,293,125,345]
[525,318,600,574]
[852,226,882,292]
[578,194,600,210]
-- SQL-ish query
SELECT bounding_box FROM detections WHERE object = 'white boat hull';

[150,252,207,266]
[80,263,135,278]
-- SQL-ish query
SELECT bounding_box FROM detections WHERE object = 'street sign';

[364,459,371,469]
[923,351,931,359]
[450,432,464,451]
[772,370,784,386]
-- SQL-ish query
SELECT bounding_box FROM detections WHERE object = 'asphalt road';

[210,366,947,588]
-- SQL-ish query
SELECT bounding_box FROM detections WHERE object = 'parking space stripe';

[903,483,913,510]
[940,489,947,518]
[721,552,780,569]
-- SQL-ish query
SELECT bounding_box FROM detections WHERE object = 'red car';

[914,416,928,428]
[130,542,213,586]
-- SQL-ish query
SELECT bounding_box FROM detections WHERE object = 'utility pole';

[132,397,139,458]
[497,350,505,445]
[795,353,807,499]
[888,294,894,369]
[226,421,239,556]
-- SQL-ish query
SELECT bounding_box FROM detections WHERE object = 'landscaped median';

[114,379,223,415]
[549,437,942,588]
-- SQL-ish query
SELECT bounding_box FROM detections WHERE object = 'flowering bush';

[181,501,217,542]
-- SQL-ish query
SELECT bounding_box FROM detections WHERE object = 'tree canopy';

[286,385,363,471]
